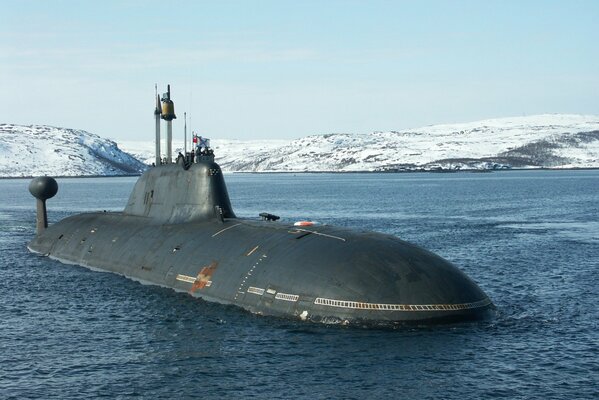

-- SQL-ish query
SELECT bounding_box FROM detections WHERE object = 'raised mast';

[154,84,161,166]
[160,84,176,164]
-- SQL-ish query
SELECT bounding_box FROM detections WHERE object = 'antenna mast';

[184,112,187,154]
[154,83,161,166]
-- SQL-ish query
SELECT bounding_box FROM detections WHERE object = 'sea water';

[1,170,597,399]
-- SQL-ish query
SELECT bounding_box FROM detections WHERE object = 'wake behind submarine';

[28,85,493,325]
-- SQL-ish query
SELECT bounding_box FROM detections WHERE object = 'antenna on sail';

[184,112,187,154]
[154,83,161,166]
[189,69,193,156]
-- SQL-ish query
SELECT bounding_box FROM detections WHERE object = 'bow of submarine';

[226,223,493,324]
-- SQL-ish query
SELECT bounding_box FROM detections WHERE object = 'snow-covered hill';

[121,114,599,172]
[3,114,599,177]
[0,124,146,177]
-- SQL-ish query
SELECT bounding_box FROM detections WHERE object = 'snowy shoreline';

[3,114,599,177]
[4,165,598,180]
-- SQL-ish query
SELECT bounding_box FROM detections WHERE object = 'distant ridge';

[0,124,146,177]
[122,113,599,172]
[2,114,599,177]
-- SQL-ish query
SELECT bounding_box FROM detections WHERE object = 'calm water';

[1,171,598,399]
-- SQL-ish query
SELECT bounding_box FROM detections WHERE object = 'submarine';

[27,85,493,325]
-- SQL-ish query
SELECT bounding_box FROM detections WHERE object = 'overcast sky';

[1,0,598,141]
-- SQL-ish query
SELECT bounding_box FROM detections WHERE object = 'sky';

[1,0,598,141]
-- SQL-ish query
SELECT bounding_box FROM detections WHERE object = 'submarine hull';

[26,85,494,325]
[28,212,492,324]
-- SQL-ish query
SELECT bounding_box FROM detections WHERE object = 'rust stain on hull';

[191,260,218,292]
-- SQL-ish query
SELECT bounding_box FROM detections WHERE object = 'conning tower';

[125,92,234,224]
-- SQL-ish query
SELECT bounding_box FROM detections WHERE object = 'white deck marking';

[176,274,195,283]
[246,245,260,256]
[176,274,213,287]
[275,293,299,302]
[313,297,492,312]
[247,287,265,296]
[212,223,242,237]
[295,228,346,242]
[234,254,268,300]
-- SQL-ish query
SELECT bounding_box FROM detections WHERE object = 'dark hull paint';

[28,212,492,324]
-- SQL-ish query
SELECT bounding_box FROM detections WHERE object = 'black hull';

[28,213,492,324]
